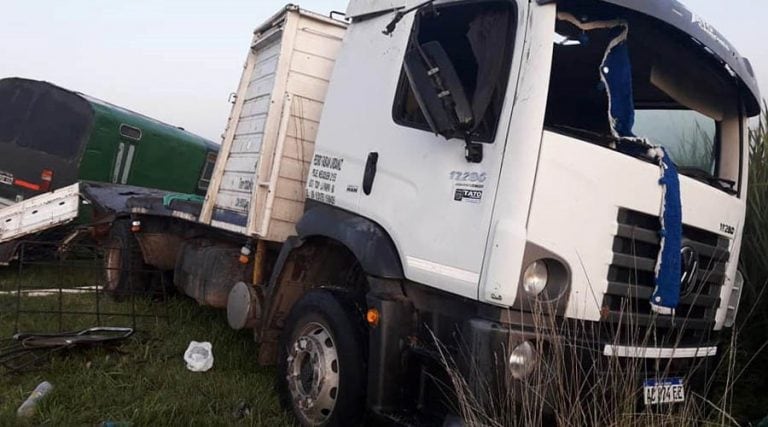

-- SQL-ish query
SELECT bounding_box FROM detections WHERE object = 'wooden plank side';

[222,153,258,174]
[247,10,300,237]
[218,171,256,194]
[233,114,267,137]
[232,96,269,154]
[248,42,281,79]
[231,133,264,155]
[277,157,309,182]
[215,190,251,213]
[284,19,341,105]
[274,177,305,201]
[296,14,346,41]
[200,33,259,224]
[243,74,277,100]
[287,97,324,122]
[215,28,284,220]
[269,197,305,223]
[282,138,315,162]
[265,219,297,242]
[292,16,345,76]
[293,27,344,60]
[239,96,271,118]
[286,114,320,143]
[285,73,330,104]
[256,11,347,242]
[289,53,334,83]
[279,136,312,182]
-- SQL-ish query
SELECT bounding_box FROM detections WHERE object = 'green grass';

[0,264,293,426]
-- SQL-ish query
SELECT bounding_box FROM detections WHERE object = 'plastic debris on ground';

[183,341,213,372]
[16,381,53,417]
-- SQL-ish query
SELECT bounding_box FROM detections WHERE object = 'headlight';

[509,341,537,379]
[724,271,744,328]
[523,261,549,296]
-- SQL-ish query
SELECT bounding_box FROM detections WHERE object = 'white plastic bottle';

[16,381,53,417]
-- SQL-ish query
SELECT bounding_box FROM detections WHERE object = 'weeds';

[725,107,768,422]
[436,303,728,426]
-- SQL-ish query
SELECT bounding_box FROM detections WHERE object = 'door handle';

[363,152,378,195]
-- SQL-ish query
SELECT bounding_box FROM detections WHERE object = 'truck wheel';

[278,290,367,426]
[103,220,148,300]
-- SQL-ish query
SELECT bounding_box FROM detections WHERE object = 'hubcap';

[286,322,339,425]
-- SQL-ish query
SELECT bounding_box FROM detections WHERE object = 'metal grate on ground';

[0,240,170,373]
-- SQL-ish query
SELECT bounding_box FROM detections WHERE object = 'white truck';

[88,1,761,425]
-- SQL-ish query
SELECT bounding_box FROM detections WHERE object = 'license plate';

[644,378,685,405]
[0,172,13,185]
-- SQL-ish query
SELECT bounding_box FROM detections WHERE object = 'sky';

[0,0,765,142]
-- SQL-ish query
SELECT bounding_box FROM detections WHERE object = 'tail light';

[12,169,54,192]
[39,169,53,191]
[13,179,40,191]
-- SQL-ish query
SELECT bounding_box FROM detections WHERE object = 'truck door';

[325,0,527,300]
[112,124,142,184]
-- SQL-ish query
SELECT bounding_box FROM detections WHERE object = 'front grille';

[601,208,730,347]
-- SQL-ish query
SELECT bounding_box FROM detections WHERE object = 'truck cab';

[298,0,759,422]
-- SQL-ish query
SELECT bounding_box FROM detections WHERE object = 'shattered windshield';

[634,110,717,174]
[544,7,740,192]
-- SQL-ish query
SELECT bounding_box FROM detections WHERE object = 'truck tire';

[103,220,149,300]
[278,289,367,426]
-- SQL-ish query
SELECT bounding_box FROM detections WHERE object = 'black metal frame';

[1,239,169,373]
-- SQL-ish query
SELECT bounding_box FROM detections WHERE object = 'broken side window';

[0,80,92,160]
[197,151,217,191]
[544,8,739,186]
[392,0,517,142]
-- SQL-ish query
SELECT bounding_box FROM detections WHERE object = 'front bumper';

[458,315,722,416]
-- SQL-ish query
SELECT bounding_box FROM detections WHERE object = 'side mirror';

[403,41,473,139]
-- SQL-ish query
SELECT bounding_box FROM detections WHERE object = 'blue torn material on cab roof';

[600,26,634,138]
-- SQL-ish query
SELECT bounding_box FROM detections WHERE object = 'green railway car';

[0,77,218,206]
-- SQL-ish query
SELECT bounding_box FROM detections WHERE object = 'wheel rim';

[105,238,121,292]
[286,321,340,426]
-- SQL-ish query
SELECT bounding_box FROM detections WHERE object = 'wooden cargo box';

[200,6,347,242]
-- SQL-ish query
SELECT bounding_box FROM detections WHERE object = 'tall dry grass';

[436,301,732,426]
[724,107,768,421]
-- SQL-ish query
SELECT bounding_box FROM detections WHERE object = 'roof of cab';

[347,0,761,116]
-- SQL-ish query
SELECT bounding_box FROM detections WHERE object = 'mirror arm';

[382,0,437,35]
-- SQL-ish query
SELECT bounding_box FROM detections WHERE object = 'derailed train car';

[0,77,218,206]
[0,77,219,271]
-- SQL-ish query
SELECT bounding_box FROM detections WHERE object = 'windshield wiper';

[677,167,737,194]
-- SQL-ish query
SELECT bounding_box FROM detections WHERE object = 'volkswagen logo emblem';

[680,246,699,296]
